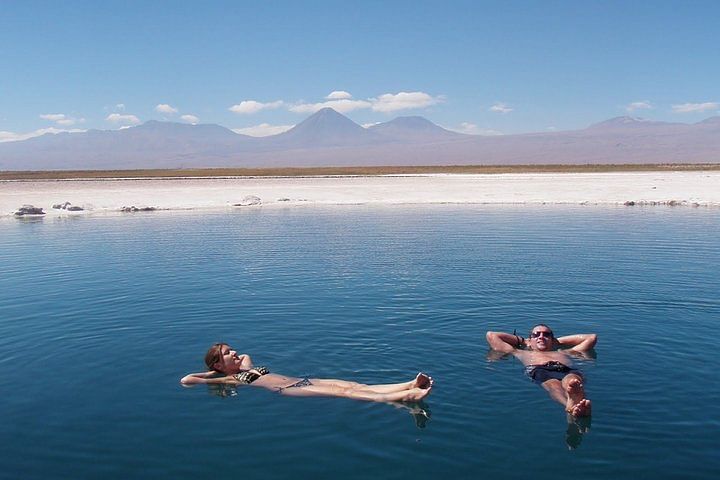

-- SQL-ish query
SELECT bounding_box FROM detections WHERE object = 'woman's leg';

[310,373,432,394]
[278,383,432,402]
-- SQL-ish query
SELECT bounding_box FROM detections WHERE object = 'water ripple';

[1,205,719,479]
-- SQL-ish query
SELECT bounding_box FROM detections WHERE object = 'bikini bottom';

[277,377,313,392]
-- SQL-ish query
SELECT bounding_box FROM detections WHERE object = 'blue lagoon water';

[1,206,719,479]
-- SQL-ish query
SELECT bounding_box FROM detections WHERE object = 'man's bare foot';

[563,376,589,416]
[413,372,433,389]
[569,399,592,417]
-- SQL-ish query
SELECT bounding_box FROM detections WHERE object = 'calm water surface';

[1,206,719,479]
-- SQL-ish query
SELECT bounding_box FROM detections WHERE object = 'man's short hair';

[529,324,554,337]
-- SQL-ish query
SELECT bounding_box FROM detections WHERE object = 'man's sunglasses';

[530,331,553,338]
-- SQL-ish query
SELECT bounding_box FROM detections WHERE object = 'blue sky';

[1,0,719,141]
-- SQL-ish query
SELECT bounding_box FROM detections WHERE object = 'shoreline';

[3,171,719,218]
[2,163,720,181]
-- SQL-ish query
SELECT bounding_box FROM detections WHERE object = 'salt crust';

[2,172,719,217]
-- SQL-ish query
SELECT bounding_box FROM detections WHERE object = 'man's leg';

[541,379,568,406]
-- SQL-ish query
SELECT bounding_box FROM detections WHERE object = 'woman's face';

[215,344,242,373]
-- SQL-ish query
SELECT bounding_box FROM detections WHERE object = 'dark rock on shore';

[52,201,84,211]
[120,206,157,212]
[14,205,45,216]
[624,200,690,207]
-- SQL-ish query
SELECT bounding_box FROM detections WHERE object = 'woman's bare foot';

[413,372,433,389]
[400,386,432,402]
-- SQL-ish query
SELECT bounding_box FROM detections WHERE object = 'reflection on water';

[566,415,592,450]
[201,383,431,428]
[206,383,240,398]
[1,206,719,479]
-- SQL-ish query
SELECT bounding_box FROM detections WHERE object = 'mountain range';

[1,108,719,171]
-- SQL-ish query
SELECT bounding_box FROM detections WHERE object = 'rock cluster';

[233,195,262,207]
[14,205,45,216]
[52,202,84,211]
[120,206,157,212]
[624,200,701,207]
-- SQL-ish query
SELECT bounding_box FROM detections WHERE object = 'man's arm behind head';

[486,331,523,353]
[556,333,598,352]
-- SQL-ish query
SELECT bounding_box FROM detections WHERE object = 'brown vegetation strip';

[2,164,719,180]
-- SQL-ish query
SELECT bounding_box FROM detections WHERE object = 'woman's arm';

[556,334,597,352]
[238,354,253,370]
[486,331,525,353]
[180,371,236,385]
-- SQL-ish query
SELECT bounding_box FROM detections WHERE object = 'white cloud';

[57,118,80,126]
[106,113,141,125]
[489,102,513,114]
[229,100,284,114]
[671,102,719,113]
[449,122,503,136]
[116,103,125,111]
[362,122,381,128]
[625,101,653,113]
[289,98,372,114]
[0,127,87,143]
[232,123,294,137]
[39,113,66,122]
[39,113,85,126]
[155,103,178,114]
[289,91,441,114]
[180,114,199,124]
[371,91,441,112]
[326,90,352,100]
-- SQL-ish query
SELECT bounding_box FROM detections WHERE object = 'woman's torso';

[249,373,301,389]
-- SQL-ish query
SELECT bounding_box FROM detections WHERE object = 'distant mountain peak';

[697,116,720,125]
[315,106,344,116]
[130,120,188,130]
[128,119,246,138]
[298,107,358,126]
[369,115,463,139]
[588,116,650,128]
[274,107,375,147]
[383,116,437,127]
[587,116,694,131]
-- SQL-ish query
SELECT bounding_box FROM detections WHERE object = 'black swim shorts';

[525,361,582,384]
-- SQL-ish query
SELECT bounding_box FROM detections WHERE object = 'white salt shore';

[2,172,719,218]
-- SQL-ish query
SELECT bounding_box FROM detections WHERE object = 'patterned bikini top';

[232,366,270,384]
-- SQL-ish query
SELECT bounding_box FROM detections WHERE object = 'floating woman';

[181,343,433,402]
